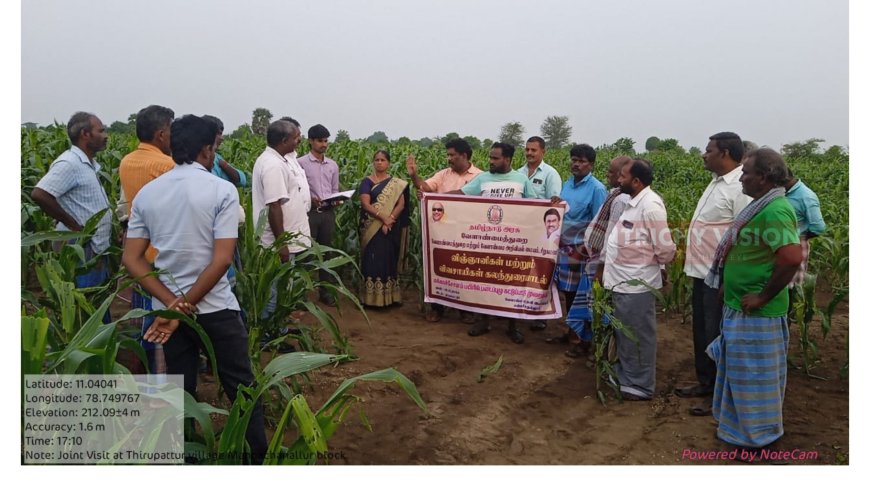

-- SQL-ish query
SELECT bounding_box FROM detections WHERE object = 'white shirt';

[127,163,240,314]
[603,186,675,294]
[252,147,312,252]
[683,165,753,279]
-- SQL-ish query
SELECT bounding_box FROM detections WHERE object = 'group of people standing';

[30,106,825,461]
[405,132,824,455]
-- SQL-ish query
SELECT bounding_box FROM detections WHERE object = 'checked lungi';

[555,251,598,341]
[707,306,789,448]
[789,236,811,287]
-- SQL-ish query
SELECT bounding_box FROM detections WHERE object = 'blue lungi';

[708,306,789,448]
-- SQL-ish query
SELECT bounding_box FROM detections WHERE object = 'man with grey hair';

[705,147,801,451]
[253,119,312,260]
[32,112,113,290]
[252,119,311,349]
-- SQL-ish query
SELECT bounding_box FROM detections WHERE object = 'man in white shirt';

[252,119,311,260]
[603,159,675,400]
[675,132,752,416]
[252,119,312,333]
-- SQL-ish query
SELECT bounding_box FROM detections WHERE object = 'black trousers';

[163,309,266,464]
[308,208,338,288]
[691,278,722,391]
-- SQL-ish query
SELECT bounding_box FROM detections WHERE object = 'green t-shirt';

[723,197,799,317]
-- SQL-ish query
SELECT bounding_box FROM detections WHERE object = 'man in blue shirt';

[202,115,249,187]
[123,115,266,464]
[32,112,113,291]
[548,144,607,352]
[784,168,825,286]
[519,136,562,199]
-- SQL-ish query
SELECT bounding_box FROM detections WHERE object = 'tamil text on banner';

[421,194,565,319]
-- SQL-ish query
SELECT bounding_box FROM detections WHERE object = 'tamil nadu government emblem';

[487,205,503,225]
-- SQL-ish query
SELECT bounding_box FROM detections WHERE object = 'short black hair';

[136,105,175,142]
[267,120,295,147]
[201,114,224,133]
[527,136,546,149]
[569,144,596,164]
[67,111,96,144]
[445,138,473,159]
[710,132,744,163]
[543,208,560,222]
[491,142,515,160]
[170,115,218,165]
[745,148,789,187]
[308,124,330,139]
[628,159,654,186]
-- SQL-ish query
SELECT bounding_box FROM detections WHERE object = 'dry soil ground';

[192,287,849,466]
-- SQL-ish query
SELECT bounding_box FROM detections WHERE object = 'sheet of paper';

[323,189,355,201]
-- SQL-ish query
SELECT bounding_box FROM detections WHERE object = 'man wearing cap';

[298,124,341,305]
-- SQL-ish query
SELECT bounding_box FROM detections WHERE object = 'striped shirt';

[35,146,112,254]
[119,142,175,262]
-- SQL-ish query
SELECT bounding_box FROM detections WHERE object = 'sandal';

[621,392,651,401]
[529,320,547,331]
[468,322,491,337]
[564,341,591,358]
[507,325,525,344]
[544,332,571,344]
[689,397,713,416]
[425,308,442,323]
[459,311,477,324]
[674,384,714,398]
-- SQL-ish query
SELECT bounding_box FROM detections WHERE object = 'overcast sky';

[21,0,848,151]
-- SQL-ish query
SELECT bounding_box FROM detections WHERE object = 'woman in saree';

[359,150,411,307]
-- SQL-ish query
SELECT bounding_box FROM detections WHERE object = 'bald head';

[607,155,633,188]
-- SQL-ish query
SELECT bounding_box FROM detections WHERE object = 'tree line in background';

[23,108,848,160]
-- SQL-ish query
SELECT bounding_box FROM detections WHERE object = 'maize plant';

[791,274,821,378]
[588,281,640,405]
[20,124,849,434]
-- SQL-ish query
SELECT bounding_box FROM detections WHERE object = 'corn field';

[20,125,849,461]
